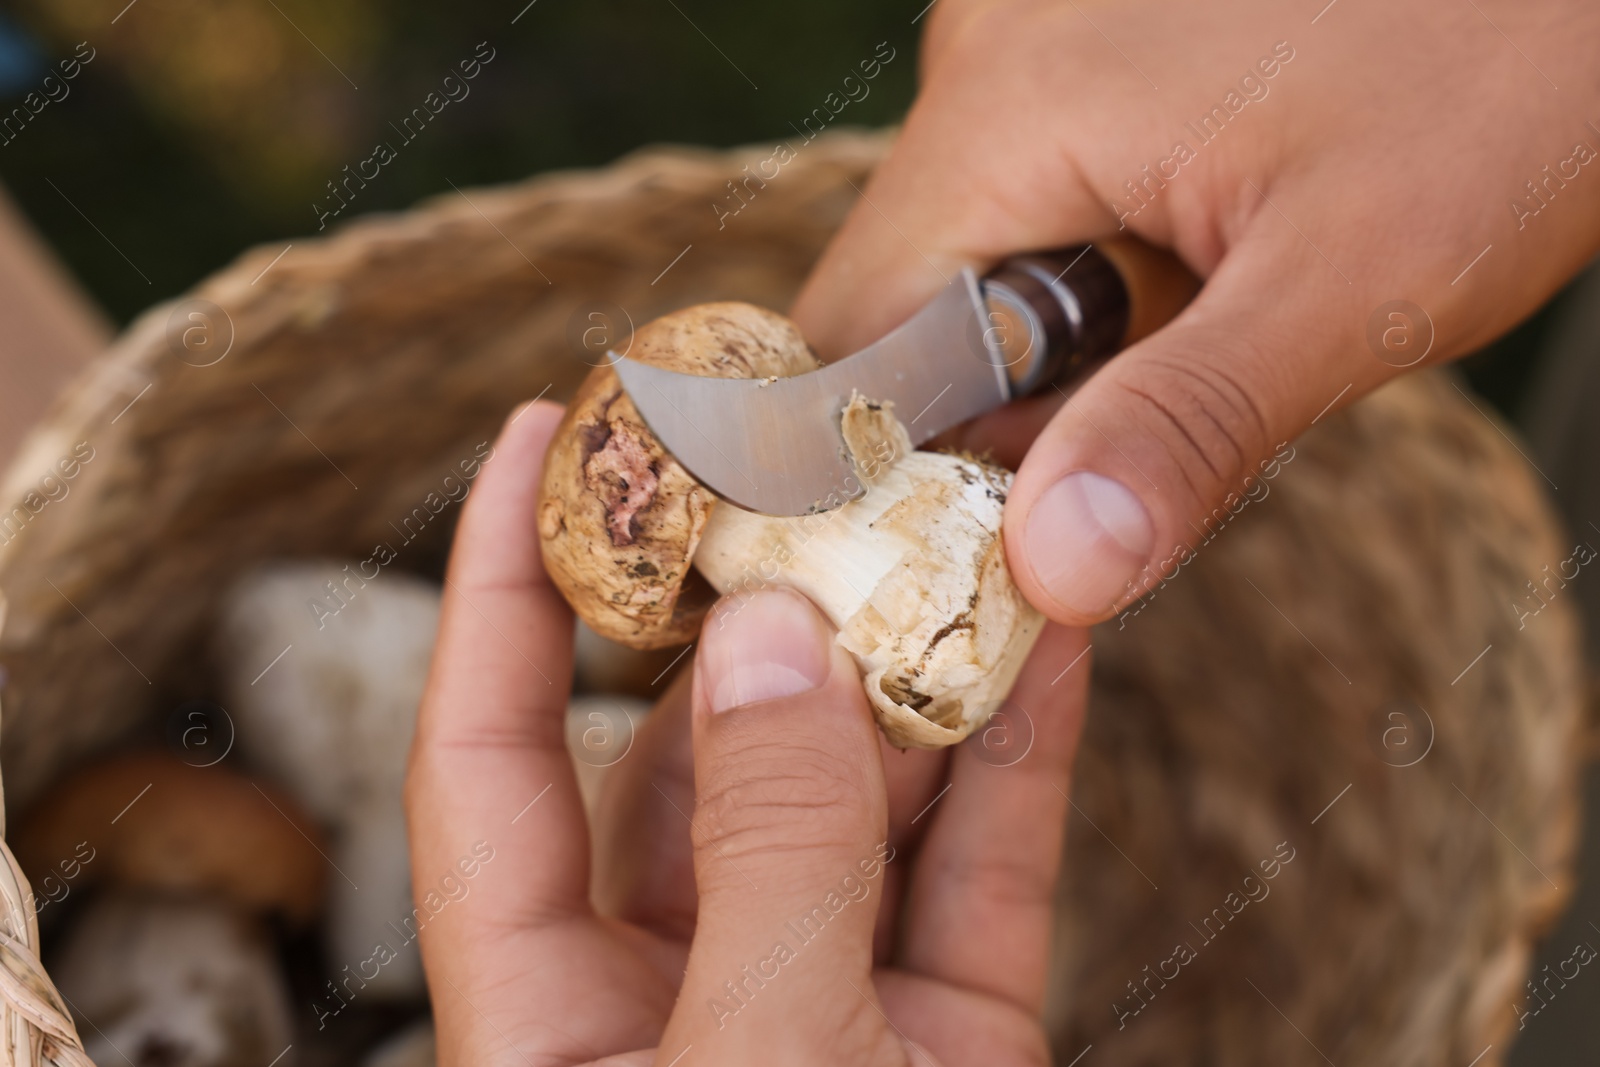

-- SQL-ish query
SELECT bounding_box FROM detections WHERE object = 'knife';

[613,238,1200,516]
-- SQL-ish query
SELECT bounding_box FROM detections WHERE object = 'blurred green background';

[0,0,919,324]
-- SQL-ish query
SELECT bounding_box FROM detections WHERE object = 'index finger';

[789,38,1112,361]
[407,400,589,933]
[899,623,1091,1014]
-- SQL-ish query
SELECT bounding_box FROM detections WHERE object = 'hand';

[406,401,1093,1065]
[792,0,1600,625]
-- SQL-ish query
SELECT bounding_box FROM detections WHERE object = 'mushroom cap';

[16,752,327,924]
[538,302,817,649]
[218,561,439,819]
[51,891,293,1067]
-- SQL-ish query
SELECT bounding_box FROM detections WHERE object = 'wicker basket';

[0,130,1585,1066]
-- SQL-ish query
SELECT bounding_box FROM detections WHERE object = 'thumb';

[657,589,903,1064]
[1005,237,1383,626]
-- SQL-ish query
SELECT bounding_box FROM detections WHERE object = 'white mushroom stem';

[220,562,441,999]
[691,397,1044,748]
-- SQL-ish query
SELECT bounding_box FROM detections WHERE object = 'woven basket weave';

[0,130,1585,1066]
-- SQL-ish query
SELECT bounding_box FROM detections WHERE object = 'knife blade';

[613,269,1006,515]
[613,240,1199,516]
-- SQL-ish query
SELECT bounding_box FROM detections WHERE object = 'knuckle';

[690,736,871,865]
[925,0,1047,74]
[928,847,1056,914]
[922,0,991,62]
[1114,348,1274,508]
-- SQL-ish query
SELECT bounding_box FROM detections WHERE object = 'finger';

[656,590,900,1063]
[592,666,699,940]
[789,41,1113,362]
[1005,228,1384,625]
[593,656,949,960]
[870,735,947,964]
[406,399,589,952]
[900,624,1090,1013]
[873,971,1051,1067]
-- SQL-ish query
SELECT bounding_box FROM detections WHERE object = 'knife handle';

[980,239,1201,397]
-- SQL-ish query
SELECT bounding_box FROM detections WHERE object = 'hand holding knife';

[614,238,1200,516]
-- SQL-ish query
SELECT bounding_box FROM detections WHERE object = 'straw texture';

[0,130,1584,1066]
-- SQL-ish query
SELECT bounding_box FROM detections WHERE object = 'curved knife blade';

[614,270,1009,515]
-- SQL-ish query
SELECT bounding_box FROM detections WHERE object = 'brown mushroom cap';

[538,302,817,649]
[16,751,327,924]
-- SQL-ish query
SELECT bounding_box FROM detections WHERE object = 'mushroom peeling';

[537,302,1044,748]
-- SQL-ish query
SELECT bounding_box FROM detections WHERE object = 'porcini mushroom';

[51,892,293,1067]
[538,303,1043,747]
[20,756,319,1065]
[219,562,441,998]
[16,751,327,925]
[538,302,819,648]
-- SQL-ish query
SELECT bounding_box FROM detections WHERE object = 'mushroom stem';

[220,562,441,999]
[691,395,1044,748]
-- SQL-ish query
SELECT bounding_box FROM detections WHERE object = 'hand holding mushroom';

[538,302,1043,747]
[407,401,1092,1065]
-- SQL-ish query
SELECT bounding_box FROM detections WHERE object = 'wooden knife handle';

[980,238,1201,397]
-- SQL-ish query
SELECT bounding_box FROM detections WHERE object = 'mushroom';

[18,756,322,1065]
[538,303,819,649]
[218,561,441,999]
[49,892,294,1067]
[573,619,689,698]
[538,303,1043,747]
[15,751,327,926]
